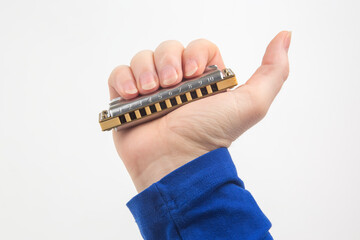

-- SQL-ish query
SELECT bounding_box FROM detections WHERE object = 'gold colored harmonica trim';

[185,92,192,101]
[100,117,121,131]
[217,77,238,91]
[175,95,182,104]
[145,106,151,115]
[135,110,141,119]
[165,99,172,108]
[124,113,131,122]
[155,103,161,112]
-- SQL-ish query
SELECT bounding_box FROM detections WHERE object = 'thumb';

[232,31,291,123]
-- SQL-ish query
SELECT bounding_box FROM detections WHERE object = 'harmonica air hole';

[190,90,198,99]
[200,87,208,96]
[160,101,167,110]
[211,83,218,92]
[170,97,177,106]
[180,94,188,103]
[129,111,136,120]
[139,108,147,117]
[119,115,126,124]
[149,104,157,113]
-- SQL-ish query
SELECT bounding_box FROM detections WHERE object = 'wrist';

[130,145,209,193]
[127,126,213,192]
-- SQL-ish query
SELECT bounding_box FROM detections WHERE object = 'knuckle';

[185,39,221,65]
[155,41,183,66]
[189,38,214,46]
[108,65,129,85]
[257,64,277,77]
[282,61,290,81]
[130,50,153,65]
[157,52,179,66]
[261,61,290,82]
[188,38,220,51]
[157,40,183,50]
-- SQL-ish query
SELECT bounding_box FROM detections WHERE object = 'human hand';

[108,31,291,192]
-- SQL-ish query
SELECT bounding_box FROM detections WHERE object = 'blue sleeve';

[126,148,273,240]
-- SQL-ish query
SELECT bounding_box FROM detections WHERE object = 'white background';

[1,0,360,239]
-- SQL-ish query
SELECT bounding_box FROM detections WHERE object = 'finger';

[182,39,225,78]
[233,31,291,119]
[154,40,184,87]
[108,65,138,100]
[130,50,160,94]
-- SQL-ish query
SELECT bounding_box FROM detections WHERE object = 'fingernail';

[185,60,198,77]
[139,71,157,90]
[123,82,138,94]
[160,65,178,86]
[284,31,292,52]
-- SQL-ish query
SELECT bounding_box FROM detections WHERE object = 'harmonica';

[99,65,237,131]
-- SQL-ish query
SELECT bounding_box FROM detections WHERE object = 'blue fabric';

[127,148,272,240]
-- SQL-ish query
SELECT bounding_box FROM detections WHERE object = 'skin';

[108,31,292,192]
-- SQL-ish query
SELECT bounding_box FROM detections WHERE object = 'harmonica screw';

[223,68,232,77]
[100,110,109,121]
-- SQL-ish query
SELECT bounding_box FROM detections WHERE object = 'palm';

[113,87,252,177]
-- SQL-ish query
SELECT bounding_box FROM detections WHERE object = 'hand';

[108,31,291,192]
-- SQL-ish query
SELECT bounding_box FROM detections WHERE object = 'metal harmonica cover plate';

[99,65,237,131]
